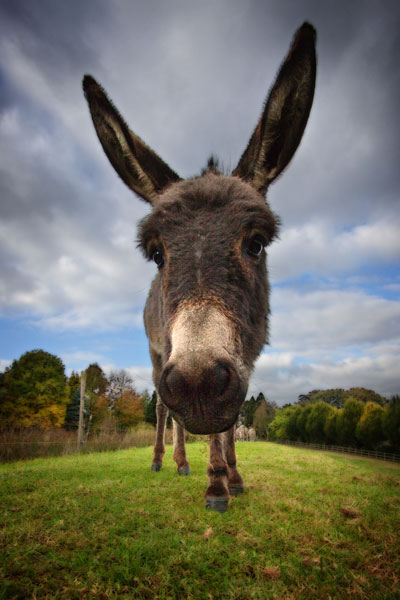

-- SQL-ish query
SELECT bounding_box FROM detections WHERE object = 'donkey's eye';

[245,236,265,258]
[152,248,164,268]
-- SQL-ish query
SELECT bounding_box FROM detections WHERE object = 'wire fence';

[273,439,400,463]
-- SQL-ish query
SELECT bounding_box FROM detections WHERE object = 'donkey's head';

[83,23,316,434]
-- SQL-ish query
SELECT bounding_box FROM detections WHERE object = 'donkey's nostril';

[211,362,231,397]
[165,367,188,398]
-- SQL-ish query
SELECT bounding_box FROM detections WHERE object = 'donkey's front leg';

[151,394,168,471]
[224,425,244,496]
[205,433,230,512]
[172,420,191,475]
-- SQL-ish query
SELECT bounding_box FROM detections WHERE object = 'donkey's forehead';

[141,173,277,237]
[157,173,266,209]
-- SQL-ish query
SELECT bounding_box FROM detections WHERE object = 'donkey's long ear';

[232,22,316,195]
[83,75,180,204]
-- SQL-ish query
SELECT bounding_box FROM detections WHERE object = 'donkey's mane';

[200,155,223,176]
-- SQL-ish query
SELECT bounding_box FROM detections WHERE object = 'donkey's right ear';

[83,75,180,204]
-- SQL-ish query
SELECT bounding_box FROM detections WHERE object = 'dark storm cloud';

[262,0,400,229]
[0,0,113,219]
[0,0,107,76]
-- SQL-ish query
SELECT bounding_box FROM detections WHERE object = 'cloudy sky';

[0,0,399,405]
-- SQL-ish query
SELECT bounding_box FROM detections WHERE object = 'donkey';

[83,22,316,512]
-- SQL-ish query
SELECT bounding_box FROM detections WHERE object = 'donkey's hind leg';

[172,419,191,475]
[225,425,244,496]
[151,394,168,471]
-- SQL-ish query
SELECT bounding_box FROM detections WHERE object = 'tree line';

[1,350,399,453]
[243,388,400,453]
[0,349,159,435]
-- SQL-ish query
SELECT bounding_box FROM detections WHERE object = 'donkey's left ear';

[83,75,181,204]
[233,22,316,195]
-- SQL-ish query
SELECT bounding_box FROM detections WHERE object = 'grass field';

[1,442,400,599]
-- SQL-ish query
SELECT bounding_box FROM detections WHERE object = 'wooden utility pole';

[77,371,86,448]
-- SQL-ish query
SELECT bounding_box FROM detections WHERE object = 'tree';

[314,389,345,408]
[382,395,400,450]
[91,395,112,432]
[296,405,313,442]
[64,371,81,430]
[252,397,276,439]
[68,371,81,390]
[285,405,303,440]
[297,393,311,406]
[0,350,69,429]
[64,386,81,431]
[345,387,385,406]
[269,405,298,440]
[356,402,385,449]
[114,390,144,430]
[242,394,263,427]
[106,369,134,409]
[241,395,254,427]
[324,408,339,444]
[298,389,346,408]
[83,363,108,428]
[336,397,364,447]
[306,402,335,444]
[143,390,157,426]
[297,388,385,409]
[85,363,108,397]
[253,402,267,438]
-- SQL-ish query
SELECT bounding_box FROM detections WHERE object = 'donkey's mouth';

[169,409,240,435]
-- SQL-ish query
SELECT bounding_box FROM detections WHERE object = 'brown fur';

[83,22,316,511]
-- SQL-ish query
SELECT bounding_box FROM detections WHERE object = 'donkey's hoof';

[205,496,229,513]
[178,465,191,476]
[151,462,162,472]
[229,484,244,496]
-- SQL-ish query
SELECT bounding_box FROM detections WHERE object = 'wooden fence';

[273,439,400,463]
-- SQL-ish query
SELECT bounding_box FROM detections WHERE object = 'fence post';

[77,371,86,449]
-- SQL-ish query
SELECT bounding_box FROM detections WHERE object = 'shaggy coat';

[83,22,316,511]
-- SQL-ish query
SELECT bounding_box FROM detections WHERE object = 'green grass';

[1,442,400,599]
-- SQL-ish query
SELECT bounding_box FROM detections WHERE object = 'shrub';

[336,397,364,447]
[382,395,400,450]
[306,402,335,444]
[356,402,385,449]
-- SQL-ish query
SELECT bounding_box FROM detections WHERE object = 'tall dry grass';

[0,424,173,463]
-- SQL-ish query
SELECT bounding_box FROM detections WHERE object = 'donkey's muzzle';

[159,360,245,434]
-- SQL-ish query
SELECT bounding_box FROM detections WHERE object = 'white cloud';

[249,344,400,406]
[37,305,143,332]
[62,351,106,369]
[269,218,400,282]
[246,286,400,405]
[0,359,12,372]
[0,210,151,324]
[270,288,400,350]
[340,220,400,260]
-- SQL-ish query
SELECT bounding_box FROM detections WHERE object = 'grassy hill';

[1,442,399,599]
